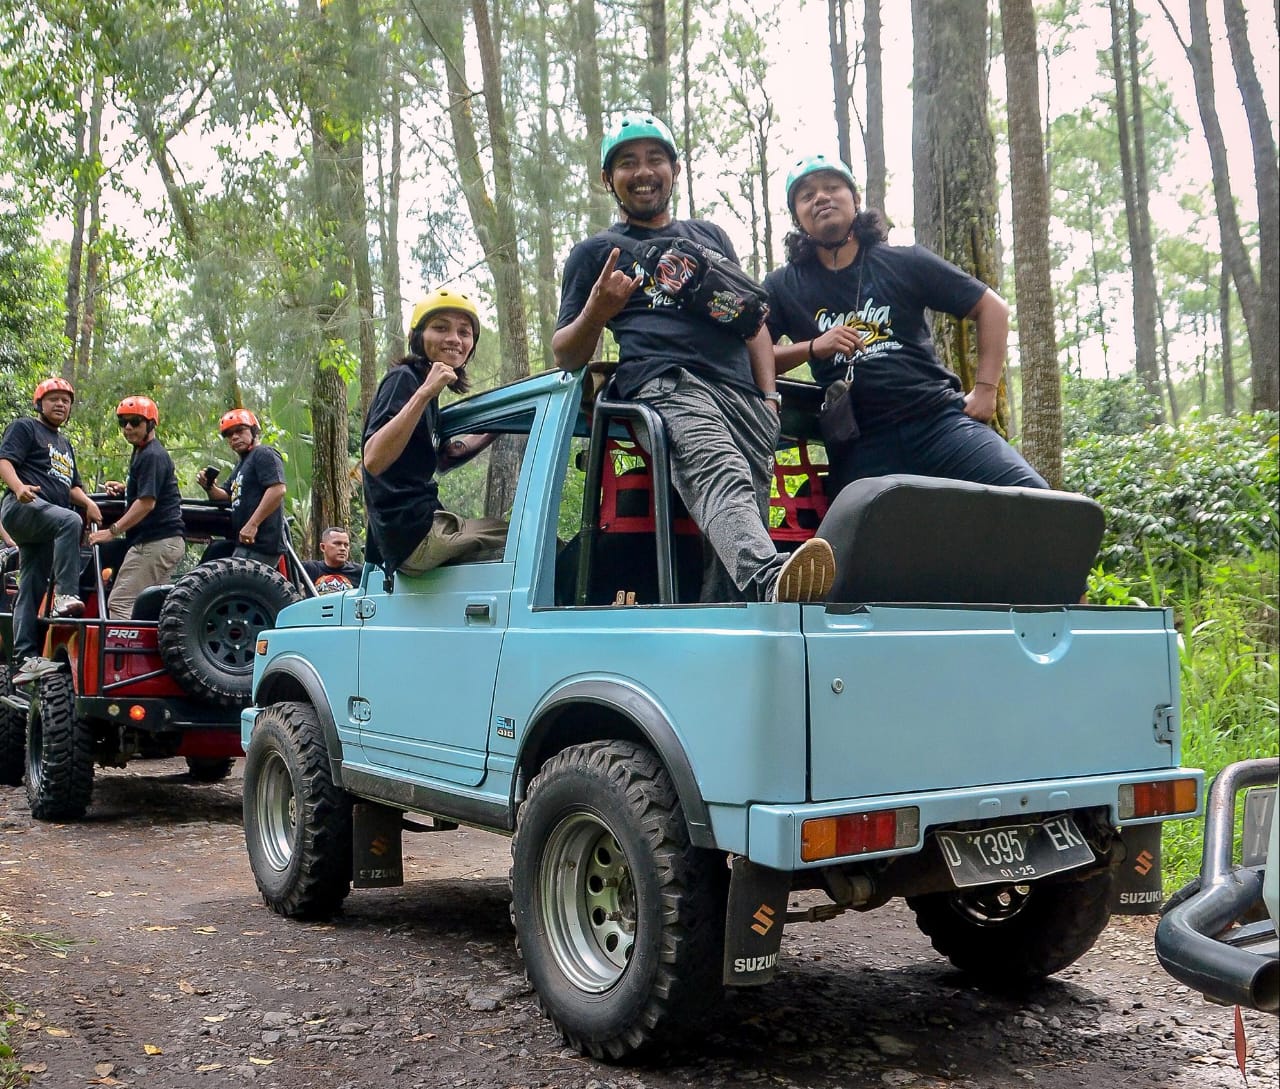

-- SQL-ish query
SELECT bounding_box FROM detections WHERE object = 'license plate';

[936,815,1095,888]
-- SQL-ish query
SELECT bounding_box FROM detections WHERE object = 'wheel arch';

[253,654,346,784]
[517,679,714,848]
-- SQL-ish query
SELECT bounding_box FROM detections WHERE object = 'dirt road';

[1,762,1275,1089]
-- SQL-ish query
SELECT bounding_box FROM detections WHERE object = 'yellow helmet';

[410,288,481,341]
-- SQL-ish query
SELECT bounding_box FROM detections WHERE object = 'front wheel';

[509,740,726,1061]
[242,701,352,918]
[907,865,1114,986]
[26,670,94,821]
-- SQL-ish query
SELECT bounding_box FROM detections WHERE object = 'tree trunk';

[863,0,886,212]
[827,0,853,168]
[374,77,404,420]
[681,0,695,216]
[910,0,1006,428]
[1108,0,1163,415]
[1219,261,1236,414]
[1000,0,1062,487]
[1160,0,1269,415]
[76,77,105,387]
[63,88,87,381]
[533,19,558,370]
[645,0,669,120]
[1223,0,1279,410]
[573,0,612,232]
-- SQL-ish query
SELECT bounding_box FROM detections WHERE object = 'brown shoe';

[771,538,836,603]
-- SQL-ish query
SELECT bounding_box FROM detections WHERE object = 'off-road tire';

[186,756,235,782]
[509,740,727,1061]
[907,865,1114,986]
[157,558,300,707]
[243,701,352,918]
[25,670,94,821]
[0,665,26,786]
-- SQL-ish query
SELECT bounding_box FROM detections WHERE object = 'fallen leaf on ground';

[143,1043,162,1055]
[143,926,176,932]
[95,1061,115,1076]
[46,1026,70,1037]
[21,1063,47,1073]
[202,1014,228,1023]
[192,926,217,934]
[195,1064,223,1072]
[249,1057,275,1066]
[90,891,114,898]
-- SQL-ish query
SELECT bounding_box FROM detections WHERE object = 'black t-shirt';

[763,243,987,427]
[125,437,184,545]
[226,443,286,556]
[362,361,441,572]
[0,415,82,509]
[556,219,759,399]
[304,559,364,595]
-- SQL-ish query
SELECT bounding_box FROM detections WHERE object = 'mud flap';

[1109,822,1163,915]
[723,856,791,986]
[352,801,404,888]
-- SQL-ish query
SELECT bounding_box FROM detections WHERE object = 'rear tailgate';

[803,604,1179,802]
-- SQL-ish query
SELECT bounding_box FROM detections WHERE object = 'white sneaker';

[771,538,836,603]
[13,656,60,685]
[51,594,84,618]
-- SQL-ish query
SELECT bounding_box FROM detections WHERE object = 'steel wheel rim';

[201,597,271,672]
[257,749,297,872]
[951,884,1033,925]
[25,706,43,790]
[539,811,636,993]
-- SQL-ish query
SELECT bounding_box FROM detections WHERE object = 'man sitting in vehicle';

[0,378,103,684]
[87,396,186,620]
[303,526,364,594]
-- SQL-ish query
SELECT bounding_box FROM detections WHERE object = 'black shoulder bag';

[604,231,770,340]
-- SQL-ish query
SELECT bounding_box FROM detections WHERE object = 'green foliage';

[1065,412,1279,581]
[1061,373,1160,444]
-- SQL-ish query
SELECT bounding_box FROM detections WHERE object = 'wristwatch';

[763,391,783,406]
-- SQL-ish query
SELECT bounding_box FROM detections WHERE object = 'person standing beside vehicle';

[196,410,287,566]
[763,153,1046,497]
[0,378,103,684]
[303,526,364,594]
[552,113,835,604]
[362,288,505,579]
[86,396,186,620]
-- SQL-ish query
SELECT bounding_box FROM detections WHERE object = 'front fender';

[253,653,346,785]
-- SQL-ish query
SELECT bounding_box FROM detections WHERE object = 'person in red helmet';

[197,409,287,565]
[0,378,103,684]
[86,396,185,619]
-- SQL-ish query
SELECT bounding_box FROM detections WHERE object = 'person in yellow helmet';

[361,288,505,578]
[87,396,185,620]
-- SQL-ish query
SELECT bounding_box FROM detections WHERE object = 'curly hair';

[783,209,890,265]
[404,326,472,394]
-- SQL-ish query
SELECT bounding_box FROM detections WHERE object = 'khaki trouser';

[399,510,508,576]
[107,535,186,620]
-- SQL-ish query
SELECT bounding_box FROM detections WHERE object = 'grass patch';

[0,923,76,1089]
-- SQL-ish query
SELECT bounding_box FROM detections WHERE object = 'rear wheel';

[0,666,25,786]
[157,558,300,707]
[509,740,726,1061]
[908,866,1114,986]
[26,670,94,821]
[243,701,352,918]
[186,756,235,782]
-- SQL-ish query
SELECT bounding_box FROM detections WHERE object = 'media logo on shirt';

[47,444,75,487]
[313,572,356,595]
[228,472,243,512]
[815,296,897,375]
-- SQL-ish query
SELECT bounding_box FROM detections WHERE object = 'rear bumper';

[745,767,1203,870]
[76,695,240,734]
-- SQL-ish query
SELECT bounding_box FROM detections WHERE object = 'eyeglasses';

[118,417,146,428]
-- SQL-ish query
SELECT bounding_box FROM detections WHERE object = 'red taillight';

[128,705,146,722]
[801,808,919,862]
[1119,778,1198,819]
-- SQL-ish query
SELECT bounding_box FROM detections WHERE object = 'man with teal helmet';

[551,114,837,604]
[763,152,1046,496]
[601,113,678,171]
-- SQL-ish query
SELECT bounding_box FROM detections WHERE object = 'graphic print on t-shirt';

[228,471,243,513]
[815,295,896,380]
[47,444,75,487]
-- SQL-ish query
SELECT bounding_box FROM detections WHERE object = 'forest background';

[0,0,1276,881]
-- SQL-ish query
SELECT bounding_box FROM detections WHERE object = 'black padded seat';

[200,538,236,564]
[816,474,1104,606]
[130,583,174,621]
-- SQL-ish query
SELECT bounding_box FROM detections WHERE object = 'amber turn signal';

[801,807,920,862]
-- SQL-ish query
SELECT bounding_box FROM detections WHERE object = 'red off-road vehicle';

[0,495,312,820]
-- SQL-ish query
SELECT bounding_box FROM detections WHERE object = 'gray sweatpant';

[636,368,783,602]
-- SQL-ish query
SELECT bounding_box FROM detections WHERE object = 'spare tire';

[158,557,300,707]
[0,665,26,786]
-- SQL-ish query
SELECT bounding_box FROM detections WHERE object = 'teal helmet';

[785,153,857,213]
[601,113,678,171]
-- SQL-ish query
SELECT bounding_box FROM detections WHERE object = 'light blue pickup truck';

[240,369,1203,1060]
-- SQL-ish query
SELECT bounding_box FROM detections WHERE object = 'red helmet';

[116,395,159,423]
[219,408,260,436]
[33,377,75,407]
